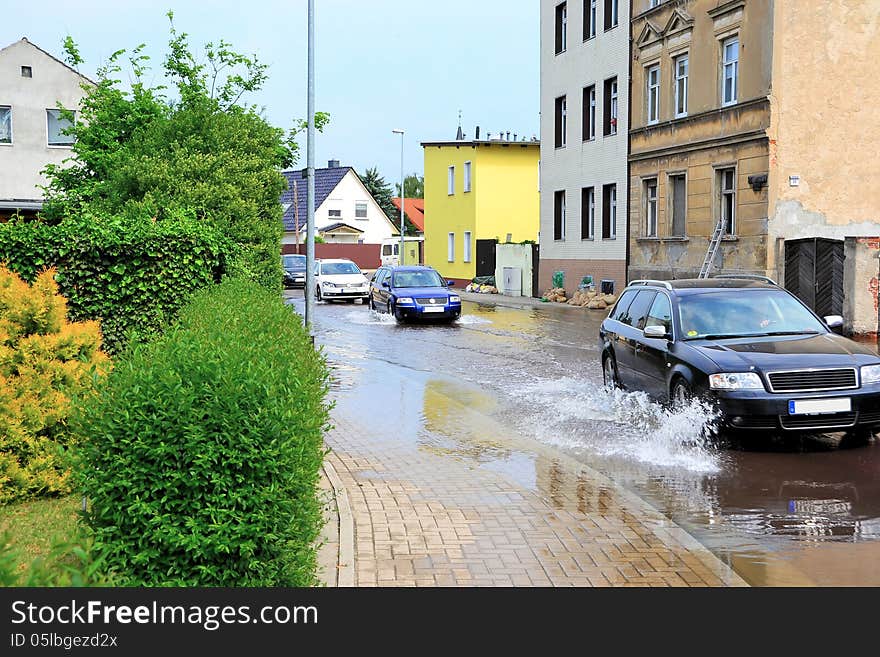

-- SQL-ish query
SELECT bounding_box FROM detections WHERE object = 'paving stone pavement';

[321,415,747,587]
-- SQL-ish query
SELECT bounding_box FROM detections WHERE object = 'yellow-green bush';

[0,267,110,504]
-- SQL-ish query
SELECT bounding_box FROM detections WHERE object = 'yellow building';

[421,136,540,285]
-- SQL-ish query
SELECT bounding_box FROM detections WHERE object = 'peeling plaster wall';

[767,0,880,263]
[843,237,880,338]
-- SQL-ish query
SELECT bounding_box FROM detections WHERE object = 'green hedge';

[72,278,330,586]
[0,213,228,353]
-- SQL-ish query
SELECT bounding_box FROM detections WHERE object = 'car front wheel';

[603,354,620,390]
[671,378,692,408]
[316,286,323,302]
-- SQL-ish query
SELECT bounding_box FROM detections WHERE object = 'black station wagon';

[598,277,880,441]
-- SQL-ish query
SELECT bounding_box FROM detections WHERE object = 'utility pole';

[393,129,405,265]
[293,179,300,253]
[305,0,316,330]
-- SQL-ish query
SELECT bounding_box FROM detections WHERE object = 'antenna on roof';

[456,110,464,141]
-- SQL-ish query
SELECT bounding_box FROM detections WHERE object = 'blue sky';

[3,0,539,186]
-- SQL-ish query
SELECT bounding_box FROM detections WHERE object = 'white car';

[313,259,370,303]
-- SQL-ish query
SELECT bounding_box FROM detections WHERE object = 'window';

[674,54,689,117]
[649,0,662,7]
[645,179,658,237]
[584,0,597,39]
[610,290,637,322]
[646,65,660,124]
[464,161,472,192]
[645,294,672,334]
[0,106,11,144]
[718,168,736,235]
[555,2,567,54]
[47,109,75,146]
[722,37,739,106]
[328,209,342,218]
[582,85,596,141]
[355,202,368,218]
[20,66,32,78]
[603,77,618,136]
[464,231,472,262]
[447,232,455,262]
[555,95,567,148]
[602,183,616,239]
[581,187,595,239]
[624,291,657,330]
[669,174,686,237]
[604,0,618,30]
[448,166,455,195]
[554,190,566,241]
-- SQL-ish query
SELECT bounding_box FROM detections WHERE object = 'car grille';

[779,412,857,430]
[766,368,857,393]
[859,410,880,425]
[416,297,446,306]
[733,416,779,430]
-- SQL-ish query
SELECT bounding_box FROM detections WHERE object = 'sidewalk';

[318,414,747,587]
[460,290,604,314]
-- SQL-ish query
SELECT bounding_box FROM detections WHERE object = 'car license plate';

[422,306,444,313]
[788,398,851,415]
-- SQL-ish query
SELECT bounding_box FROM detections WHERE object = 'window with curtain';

[47,108,75,146]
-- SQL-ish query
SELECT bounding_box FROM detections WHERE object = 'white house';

[280,161,399,246]
[0,38,92,218]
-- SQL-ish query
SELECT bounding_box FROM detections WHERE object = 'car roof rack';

[713,273,778,285]
[628,279,674,290]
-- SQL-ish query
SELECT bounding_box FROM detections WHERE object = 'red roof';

[391,197,425,232]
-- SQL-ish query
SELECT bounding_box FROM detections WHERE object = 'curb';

[321,455,356,587]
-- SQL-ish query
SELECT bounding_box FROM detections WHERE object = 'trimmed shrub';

[0,211,229,354]
[73,278,330,586]
[0,267,110,504]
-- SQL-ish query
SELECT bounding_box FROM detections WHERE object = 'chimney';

[506,131,510,141]
[475,126,480,140]
[328,159,340,168]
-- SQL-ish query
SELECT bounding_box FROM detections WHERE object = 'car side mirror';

[381,281,390,288]
[643,325,669,339]
[447,280,455,287]
[824,315,844,329]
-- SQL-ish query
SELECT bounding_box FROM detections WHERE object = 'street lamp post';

[305,0,316,331]
[392,129,405,265]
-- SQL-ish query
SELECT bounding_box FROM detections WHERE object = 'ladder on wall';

[698,216,725,279]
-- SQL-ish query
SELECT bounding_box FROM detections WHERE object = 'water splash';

[455,315,492,325]
[344,309,398,325]
[511,377,721,473]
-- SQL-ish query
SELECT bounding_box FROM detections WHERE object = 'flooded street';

[288,291,880,586]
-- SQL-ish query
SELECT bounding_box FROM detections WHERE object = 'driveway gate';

[784,238,844,318]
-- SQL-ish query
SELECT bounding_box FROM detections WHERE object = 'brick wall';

[538,258,627,297]
[282,243,381,270]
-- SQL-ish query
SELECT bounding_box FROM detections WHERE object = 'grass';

[0,495,80,576]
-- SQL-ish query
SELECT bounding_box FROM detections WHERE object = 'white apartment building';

[539,0,629,294]
[0,38,92,218]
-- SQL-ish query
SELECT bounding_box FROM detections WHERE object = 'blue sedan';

[368,265,462,323]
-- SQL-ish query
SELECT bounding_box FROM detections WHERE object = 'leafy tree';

[395,173,424,199]
[41,12,325,291]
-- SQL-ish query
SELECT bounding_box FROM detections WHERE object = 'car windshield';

[678,290,827,339]
[322,262,361,275]
[392,270,445,288]
[282,255,306,269]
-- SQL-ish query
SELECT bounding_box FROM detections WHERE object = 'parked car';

[313,258,369,303]
[598,276,880,441]
[368,265,461,322]
[282,254,307,289]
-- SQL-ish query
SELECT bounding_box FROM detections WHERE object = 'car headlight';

[449,295,461,303]
[322,282,336,288]
[862,364,880,385]
[397,297,414,304]
[709,372,765,390]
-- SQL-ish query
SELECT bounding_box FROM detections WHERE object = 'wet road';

[288,291,880,586]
